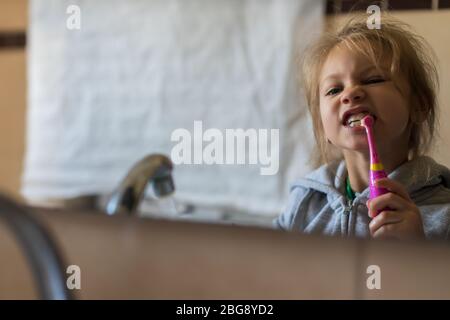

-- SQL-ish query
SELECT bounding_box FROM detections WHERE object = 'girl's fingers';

[372,222,400,239]
[374,178,411,201]
[367,191,411,213]
[369,210,403,236]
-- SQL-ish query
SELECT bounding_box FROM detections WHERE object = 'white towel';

[23,0,324,217]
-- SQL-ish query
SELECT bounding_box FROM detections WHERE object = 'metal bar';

[0,31,26,49]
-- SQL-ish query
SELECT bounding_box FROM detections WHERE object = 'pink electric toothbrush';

[361,115,389,217]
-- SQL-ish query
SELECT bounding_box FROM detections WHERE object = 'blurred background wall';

[0,0,27,199]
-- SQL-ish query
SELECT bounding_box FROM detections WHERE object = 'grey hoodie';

[275,156,450,240]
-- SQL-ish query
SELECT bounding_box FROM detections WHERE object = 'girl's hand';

[366,178,425,240]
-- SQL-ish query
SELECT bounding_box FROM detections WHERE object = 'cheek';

[372,88,411,140]
[319,103,328,132]
[319,102,338,137]
[378,91,410,124]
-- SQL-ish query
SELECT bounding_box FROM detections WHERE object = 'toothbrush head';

[362,115,374,128]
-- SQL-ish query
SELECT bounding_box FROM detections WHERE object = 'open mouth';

[344,112,376,128]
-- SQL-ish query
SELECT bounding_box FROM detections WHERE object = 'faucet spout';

[105,154,175,216]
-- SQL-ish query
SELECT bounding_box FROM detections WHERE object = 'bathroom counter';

[1,208,450,299]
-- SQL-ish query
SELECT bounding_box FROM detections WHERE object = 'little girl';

[275,14,450,241]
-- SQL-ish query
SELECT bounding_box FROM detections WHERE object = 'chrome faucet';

[0,194,72,300]
[105,154,175,216]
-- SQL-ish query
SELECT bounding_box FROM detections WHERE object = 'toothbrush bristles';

[361,115,374,127]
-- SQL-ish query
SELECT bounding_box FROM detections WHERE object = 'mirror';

[1,0,450,241]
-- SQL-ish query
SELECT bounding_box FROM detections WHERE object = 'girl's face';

[318,45,411,158]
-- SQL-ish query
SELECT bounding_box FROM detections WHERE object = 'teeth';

[346,112,370,127]
[349,120,361,128]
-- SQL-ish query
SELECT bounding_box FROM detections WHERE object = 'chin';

[342,142,369,152]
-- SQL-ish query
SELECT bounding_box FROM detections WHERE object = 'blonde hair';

[301,14,439,167]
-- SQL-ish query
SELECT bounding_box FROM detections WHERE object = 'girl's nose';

[341,86,365,105]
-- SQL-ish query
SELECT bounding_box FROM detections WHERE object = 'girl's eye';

[325,87,342,96]
[364,77,385,84]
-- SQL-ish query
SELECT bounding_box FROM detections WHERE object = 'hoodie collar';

[293,155,450,201]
